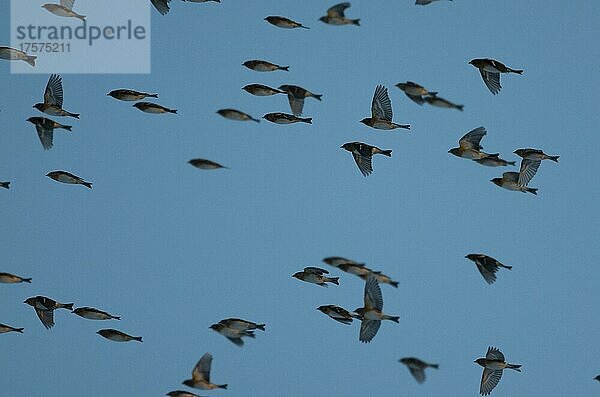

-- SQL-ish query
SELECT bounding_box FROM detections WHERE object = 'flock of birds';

[0,1,588,396]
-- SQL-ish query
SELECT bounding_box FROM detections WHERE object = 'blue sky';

[1,1,599,396]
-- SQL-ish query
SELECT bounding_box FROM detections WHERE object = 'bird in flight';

[469,58,523,95]
[183,353,228,390]
[355,274,399,343]
[475,346,521,395]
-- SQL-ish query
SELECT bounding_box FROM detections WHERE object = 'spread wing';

[371,85,393,121]
[480,367,503,395]
[60,0,75,10]
[351,152,372,177]
[359,319,381,343]
[486,346,505,361]
[409,367,426,383]
[44,74,63,107]
[327,2,350,17]
[364,274,383,310]
[226,337,244,347]
[192,353,212,382]
[35,123,54,150]
[287,92,305,116]
[304,267,328,275]
[476,259,498,285]
[35,308,54,329]
[479,69,501,95]
[518,159,541,186]
[150,0,171,15]
[459,127,486,150]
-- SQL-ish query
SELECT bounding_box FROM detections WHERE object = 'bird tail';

[256,324,266,331]
[352,19,360,26]
[245,331,256,338]
[511,69,524,74]
[22,277,32,283]
[81,181,93,189]
[168,109,178,114]
[279,66,290,71]
[1,182,10,189]
[61,303,74,311]
[148,93,159,98]
[15,328,24,333]
[380,150,392,157]
[301,117,312,124]
[507,161,516,166]
[61,125,73,132]
[71,113,81,119]
[389,281,399,288]
[76,15,86,22]
[218,384,228,390]
[507,364,522,372]
[430,363,440,369]
[133,336,143,342]
[328,277,339,285]
[456,104,464,111]
[312,94,323,101]
[526,187,538,195]
[547,155,559,162]
[299,25,310,30]
[25,55,37,67]
[398,124,410,130]
[384,315,400,323]
[251,117,261,123]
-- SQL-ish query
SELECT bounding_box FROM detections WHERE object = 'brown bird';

[475,346,521,395]
[97,329,142,342]
[264,16,309,29]
[465,254,512,285]
[24,296,73,329]
[399,357,439,383]
[469,58,523,95]
[133,102,177,114]
[183,353,228,390]
[341,142,392,177]
[0,272,32,284]
[292,267,339,287]
[46,171,92,189]
[26,117,72,150]
[33,74,80,118]
[217,109,260,122]
[242,60,289,72]
[360,85,410,130]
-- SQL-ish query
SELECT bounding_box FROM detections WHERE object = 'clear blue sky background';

[1,1,599,396]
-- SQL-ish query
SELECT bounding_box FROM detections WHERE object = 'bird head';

[23,297,35,306]
[359,118,371,126]
[448,148,461,157]
[513,149,525,156]
[490,178,503,187]
[291,272,303,280]
[474,358,487,367]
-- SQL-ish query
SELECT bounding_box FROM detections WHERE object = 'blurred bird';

[209,323,255,347]
[133,102,177,114]
[46,171,92,189]
[166,392,204,397]
[319,3,360,26]
[278,85,322,116]
[395,81,436,105]
[469,58,523,95]
[424,93,464,111]
[475,157,515,167]
[491,158,540,194]
[243,60,289,72]
[341,141,392,177]
[0,324,24,334]
[416,0,452,4]
[0,46,36,67]
[465,254,512,285]
[0,182,9,189]
[448,127,491,160]
[218,318,265,332]
[189,159,228,170]
[151,0,171,15]
[34,74,80,118]
[399,357,439,383]
[97,329,142,342]
[355,275,399,343]
[360,85,410,130]
[108,89,158,101]
[243,84,285,96]
[475,346,521,395]
[42,1,86,21]
[183,353,228,390]
[338,262,372,278]
[263,112,312,124]
[24,296,73,329]
[513,148,559,163]
[322,257,363,267]
[73,307,121,320]
[265,16,309,29]
[0,272,31,284]
[317,305,359,325]
[293,267,339,287]
[217,109,260,122]
[26,117,71,150]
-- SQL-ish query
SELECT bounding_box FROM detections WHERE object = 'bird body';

[399,357,439,383]
[97,329,142,342]
[263,112,312,124]
[108,89,158,101]
[317,305,359,325]
[42,1,86,21]
[265,16,309,29]
[0,47,36,67]
[183,353,227,390]
[73,307,120,320]
[514,148,559,163]
[469,58,523,94]
[46,171,92,189]
[319,3,360,26]
[34,74,80,119]
[133,102,177,114]
[341,141,391,177]
[243,84,285,96]
[189,159,228,170]
[24,296,73,329]
[424,94,464,111]
[293,267,339,287]
[217,109,259,122]
[356,275,399,343]
[243,60,289,72]
[361,85,410,130]
[0,272,31,283]
[466,254,512,285]
[475,346,521,395]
